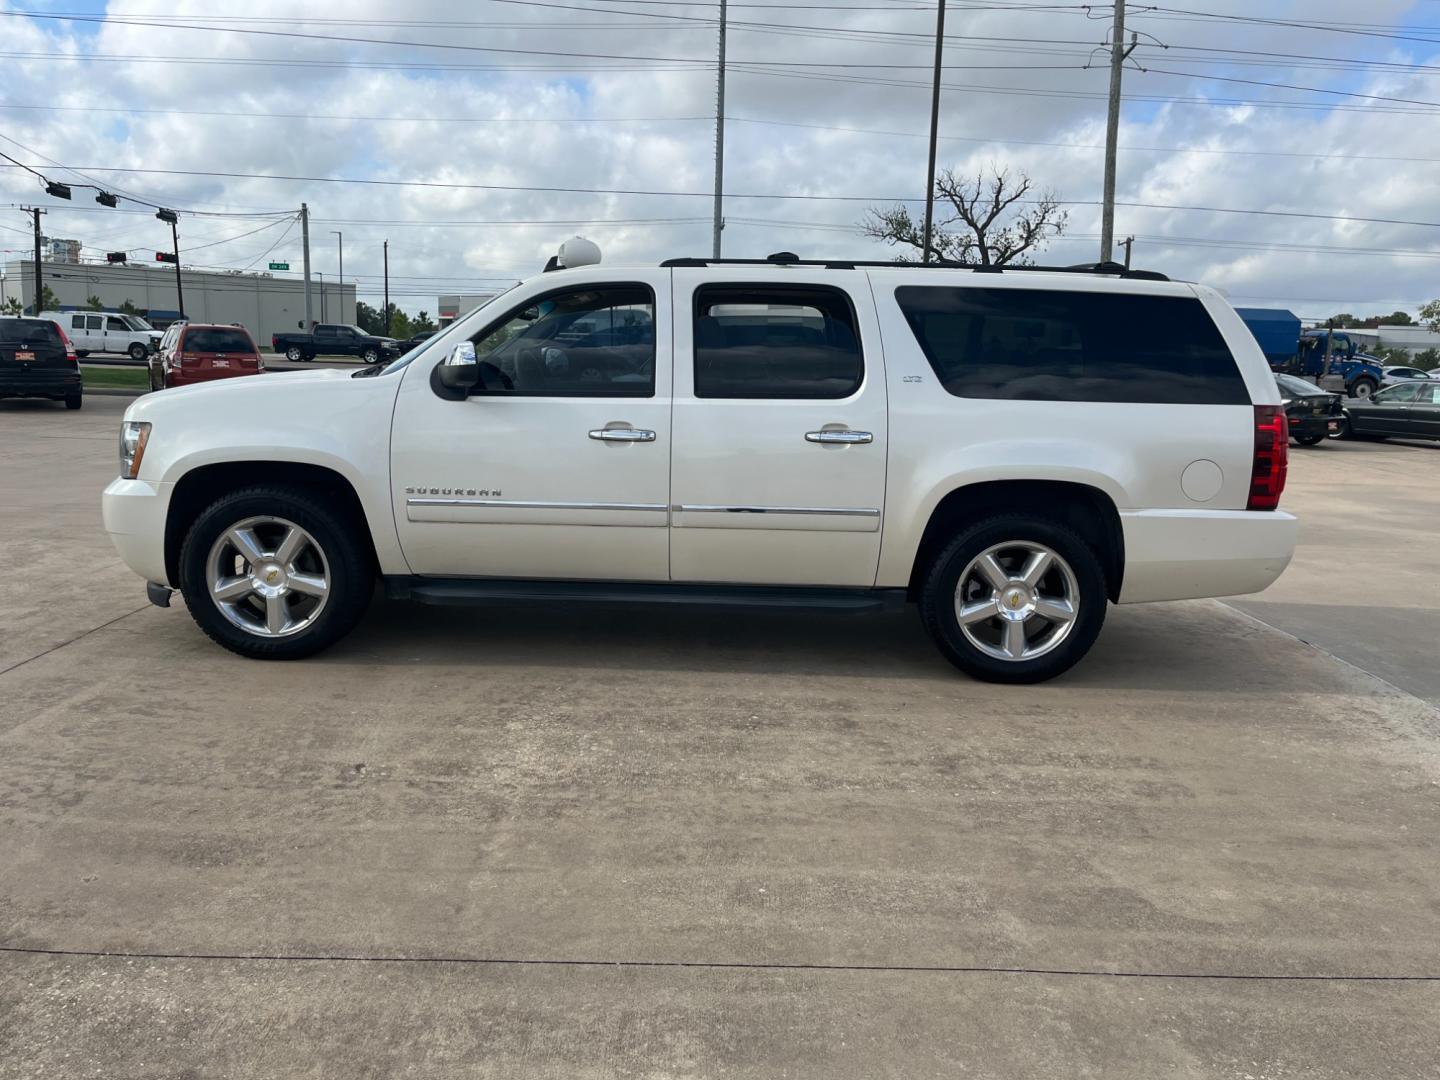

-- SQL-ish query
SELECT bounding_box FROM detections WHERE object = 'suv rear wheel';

[178,486,373,659]
[919,514,1107,684]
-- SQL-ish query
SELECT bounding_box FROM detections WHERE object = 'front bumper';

[102,476,174,586]
[1119,508,1299,604]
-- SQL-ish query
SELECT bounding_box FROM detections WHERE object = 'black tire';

[1294,432,1326,446]
[64,393,82,410]
[919,514,1108,684]
[128,342,148,362]
[1350,378,1377,400]
[285,346,304,362]
[178,485,373,660]
[362,347,380,364]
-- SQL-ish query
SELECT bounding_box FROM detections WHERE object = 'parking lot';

[2,395,1438,1077]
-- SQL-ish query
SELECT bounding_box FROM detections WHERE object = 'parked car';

[1381,365,1432,388]
[148,323,264,391]
[103,250,1298,683]
[41,310,160,361]
[1275,373,1342,446]
[0,316,82,408]
[1337,381,1440,441]
[271,323,400,364]
[398,330,439,354]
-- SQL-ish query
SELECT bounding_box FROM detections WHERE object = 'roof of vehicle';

[656,255,1172,282]
[180,322,256,331]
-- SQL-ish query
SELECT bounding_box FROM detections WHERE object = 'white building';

[4,259,354,346]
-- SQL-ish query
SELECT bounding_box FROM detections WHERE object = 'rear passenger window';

[694,285,862,399]
[895,286,1249,405]
[71,315,85,330]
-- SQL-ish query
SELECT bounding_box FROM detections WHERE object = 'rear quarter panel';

[868,272,1265,588]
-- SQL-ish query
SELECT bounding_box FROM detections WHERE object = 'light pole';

[921,0,946,264]
[330,230,343,319]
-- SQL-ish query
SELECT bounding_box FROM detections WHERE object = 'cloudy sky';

[1,0,1438,320]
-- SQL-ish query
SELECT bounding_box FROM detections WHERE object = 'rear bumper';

[102,477,174,586]
[1118,509,1298,604]
[168,367,262,386]
[1289,414,1339,439]
[0,371,81,398]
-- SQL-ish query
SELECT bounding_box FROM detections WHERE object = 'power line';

[8,159,1440,229]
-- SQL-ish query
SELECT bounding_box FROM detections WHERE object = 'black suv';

[0,317,82,409]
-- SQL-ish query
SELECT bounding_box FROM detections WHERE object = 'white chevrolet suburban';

[102,246,1297,683]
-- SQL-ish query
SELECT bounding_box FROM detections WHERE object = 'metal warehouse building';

[3,260,355,346]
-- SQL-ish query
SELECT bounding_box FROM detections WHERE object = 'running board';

[386,577,907,614]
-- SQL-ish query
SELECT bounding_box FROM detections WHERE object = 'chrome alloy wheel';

[953,541,1080,662]
[205,516,331,638]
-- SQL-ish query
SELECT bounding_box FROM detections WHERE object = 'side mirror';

[431,341,478,400]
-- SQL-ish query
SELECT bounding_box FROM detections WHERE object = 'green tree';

[118,299,142,316]
[1325,313,1359,328]
[862,167,1068,266]
[2,297,21,316]
[411,310,437,334]
[355,300,383,335]
[1383,310,1413,326]
[36,284,59,312]
[86,294,104,311]
[1420,299,1440,334]
[1413,347,1440,368]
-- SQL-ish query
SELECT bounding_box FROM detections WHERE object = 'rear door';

[83,314,103,352]
[1411,383,1440,439]
[67,314,91,351]
[312,325,340,355]
[669,269,887,586]
[0,319,70,383]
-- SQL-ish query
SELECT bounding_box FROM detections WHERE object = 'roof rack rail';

[658,256,1169,282]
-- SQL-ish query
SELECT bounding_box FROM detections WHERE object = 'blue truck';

[1236,308,1384,399]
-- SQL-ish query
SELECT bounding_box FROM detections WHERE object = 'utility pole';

[23,207,44,313]
[711,0,727,259]
[1100,0,1137,264]
[1121,235,1134,269]
[301,203,312,329]
[320,271,327,322]
[382,240,390,336]
[169,217,183,317]
[921,0,946,265]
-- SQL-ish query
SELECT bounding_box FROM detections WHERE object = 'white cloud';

[1,0,1437,319]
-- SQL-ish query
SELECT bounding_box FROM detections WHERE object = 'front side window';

[693,285,862,399]
[107,316,128,331]
[1374,384,1419,403]
[465,284,655,397]
[896,286,1250,405]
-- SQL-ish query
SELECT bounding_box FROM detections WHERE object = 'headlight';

[119,421,151,479]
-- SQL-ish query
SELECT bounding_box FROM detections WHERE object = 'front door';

[391,270,673,580]
[104,315,131,352]
[1359,383,1419,436]
[668,270,888,586]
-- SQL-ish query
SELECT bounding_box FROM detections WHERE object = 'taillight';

[52,321,78,364]
[1248,405,1289,511]
[271,335,279,351]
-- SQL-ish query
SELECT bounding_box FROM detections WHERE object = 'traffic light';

[45,181,72,200]
[155,251,177,264]
[155,208,178,225]
[106,251,127,264]
[95,192,118,208]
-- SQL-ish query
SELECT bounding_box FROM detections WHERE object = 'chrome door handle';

[589,427,656,442]
[805,430,873,444]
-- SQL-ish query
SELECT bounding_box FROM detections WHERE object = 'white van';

[42,311,161,360]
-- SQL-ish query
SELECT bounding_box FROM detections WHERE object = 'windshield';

[371,284,521,377]
[122,315,154,331]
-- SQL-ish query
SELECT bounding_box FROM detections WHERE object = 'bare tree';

[862,167,1068,266]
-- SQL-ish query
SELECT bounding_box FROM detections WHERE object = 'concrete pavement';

[1,396,1437,1078]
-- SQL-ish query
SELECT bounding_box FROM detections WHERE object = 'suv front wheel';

[178,486,373,659]
[919,514,1107,684]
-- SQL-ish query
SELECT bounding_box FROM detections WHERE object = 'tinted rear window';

[0,319,63,347]
[183,328,255,353]
[895,286,1249,405]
